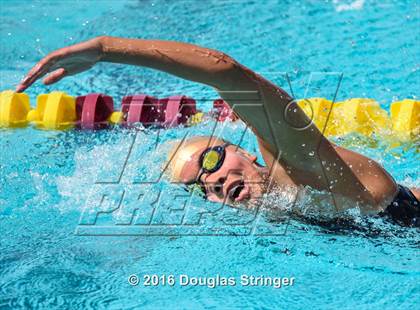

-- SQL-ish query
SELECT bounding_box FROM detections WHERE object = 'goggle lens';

[202,149,222,172]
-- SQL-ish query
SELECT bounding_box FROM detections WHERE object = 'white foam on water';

[333,0,365,12]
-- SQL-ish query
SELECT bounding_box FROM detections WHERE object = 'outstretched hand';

[16,37,103,92]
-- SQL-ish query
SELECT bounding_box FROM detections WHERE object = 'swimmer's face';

[178,142,268,205]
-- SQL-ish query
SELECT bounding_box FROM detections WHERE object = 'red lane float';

[120,94,159,127]
[120,94,197,128]
[76,93,114,129]
[159,95,197,127]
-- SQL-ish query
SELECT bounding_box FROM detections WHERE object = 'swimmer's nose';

[212,177,226,197]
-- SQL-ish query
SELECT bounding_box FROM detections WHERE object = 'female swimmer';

[16,36,419,226]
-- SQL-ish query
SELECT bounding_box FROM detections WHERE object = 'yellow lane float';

[27,91,76,130]
[390,99,419,137]
[0,90,30,127]
[0,90,418,140]
[298,97,418,139]
[332,98,391,136]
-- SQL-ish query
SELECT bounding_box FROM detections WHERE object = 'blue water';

[1,0,419,309]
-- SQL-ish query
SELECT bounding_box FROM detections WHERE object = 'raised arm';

[16,36,303,156]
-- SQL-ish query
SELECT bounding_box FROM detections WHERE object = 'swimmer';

[16,36,419,227]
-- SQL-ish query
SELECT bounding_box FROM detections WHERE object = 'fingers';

[15,50,64,92]
[43,68,67,85]
[16,58,54,92]
[15,40,98,92]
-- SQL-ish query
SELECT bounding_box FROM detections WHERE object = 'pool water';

[1,0,419,309]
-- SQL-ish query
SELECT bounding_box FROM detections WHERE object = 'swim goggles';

[186,142,230,196]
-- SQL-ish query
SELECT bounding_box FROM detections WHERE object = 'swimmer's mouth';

[227,180,250,202]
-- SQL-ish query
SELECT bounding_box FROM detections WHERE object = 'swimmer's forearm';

[99,36,245,89]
